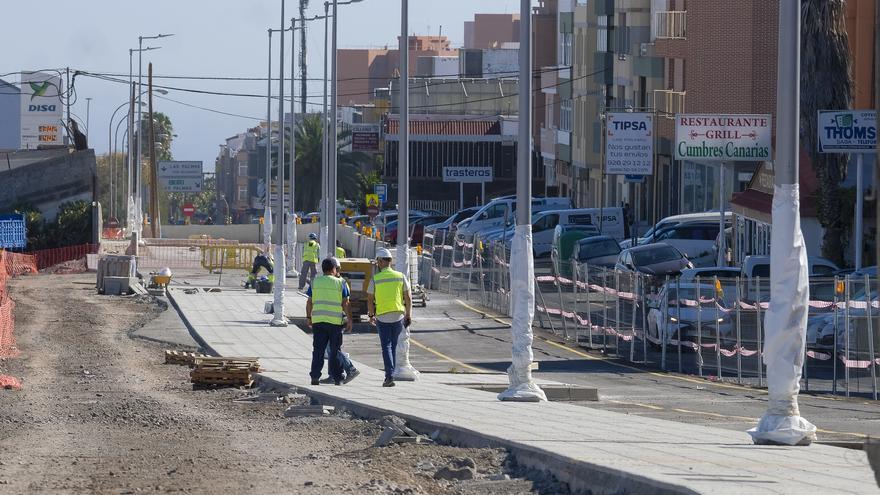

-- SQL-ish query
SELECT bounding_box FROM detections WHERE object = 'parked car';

[621,211,734,249]
[807,273,878,350]
[549,224,601,274]
[643,222,724,267]
[741,255,841,302]
[424,207,481,235]
[384,215,447,245]
[647,282,733,346]
[569,235,621,277]
[616,244,693,279]
[455,196,572,237]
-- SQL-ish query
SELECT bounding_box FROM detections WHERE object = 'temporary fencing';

[422,231,880,399]
[27,244,99,270]
[0,250,37,359]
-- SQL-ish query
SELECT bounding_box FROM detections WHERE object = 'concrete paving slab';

[169,287,879,495]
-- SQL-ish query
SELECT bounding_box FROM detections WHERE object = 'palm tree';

[274,114,374,212]
[800,0,853,266]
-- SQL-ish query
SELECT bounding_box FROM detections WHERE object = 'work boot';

[310,378,320,386]
[382,378,395,387]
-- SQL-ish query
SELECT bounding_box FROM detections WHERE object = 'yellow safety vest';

[303,240,320,263]
[373,268,406,315]
[310,275,344,325]
[335,246,346,259]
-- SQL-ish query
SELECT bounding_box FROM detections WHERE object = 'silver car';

[647,283,733,346]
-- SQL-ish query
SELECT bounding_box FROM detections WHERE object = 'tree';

[274,114,373,212]
[800,0,854,266]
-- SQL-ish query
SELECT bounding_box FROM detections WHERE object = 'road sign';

[442,166,493,183]
[158,161,203,178]
[365,194,380,209]
[0,214,26,249]
[374,184,388,203]
[818,110,877,152]
[159,176,202,192]
[624,174,646,183]
[605,113,653,175]
[674,114,772,161]
[182,203,195,217]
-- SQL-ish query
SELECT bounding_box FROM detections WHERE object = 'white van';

[622,211,734,249]
[528,208,626,255]
[455,196,571,237]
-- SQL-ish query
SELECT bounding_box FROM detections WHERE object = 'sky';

[0,0,522,172]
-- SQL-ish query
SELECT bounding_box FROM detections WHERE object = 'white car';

[647,282,733,346]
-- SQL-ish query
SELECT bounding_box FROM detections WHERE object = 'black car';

[615,243,693,278]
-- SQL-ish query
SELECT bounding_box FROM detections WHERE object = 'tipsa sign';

[818,110,877,152]
[442,166,493,183]
[675,114,772,161]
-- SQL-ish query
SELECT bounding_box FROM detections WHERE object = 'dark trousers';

[299,261,317,289]
[251,254,274,275]
[310,322,343,380]
[376,319,403,379]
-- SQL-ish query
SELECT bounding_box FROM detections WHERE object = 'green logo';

[28,80,59,101]
[834,114,853,128]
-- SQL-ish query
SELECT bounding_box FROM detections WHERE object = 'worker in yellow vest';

[335,240,346,259]
[299,232,320,289]
[366,247,412,387]
[244,249,274,289]
[306,257,353,385]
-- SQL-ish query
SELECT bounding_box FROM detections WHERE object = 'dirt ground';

[0,273,566,494]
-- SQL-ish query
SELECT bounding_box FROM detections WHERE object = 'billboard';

[442,166,493,183]
[818,110,877,153]
[0,214,27,249]
[605,112,653,175]
[674,114,772,161]
[20,71,63,149]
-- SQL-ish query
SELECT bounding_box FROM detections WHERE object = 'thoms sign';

[817,110,876,153]
[674,114,772,162]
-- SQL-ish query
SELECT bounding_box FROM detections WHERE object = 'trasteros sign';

[674,114,772,162]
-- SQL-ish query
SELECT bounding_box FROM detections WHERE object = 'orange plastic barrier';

[0,250,36,359]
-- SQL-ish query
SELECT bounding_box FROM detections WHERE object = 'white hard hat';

[375,247,393,259]
[158,267,172,277]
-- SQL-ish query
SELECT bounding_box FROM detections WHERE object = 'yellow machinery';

[338,258,374,320]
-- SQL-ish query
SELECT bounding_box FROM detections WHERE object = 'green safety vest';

[303,240,320,263]
[336,246,346,259]
[373,268,406,315]
[310,275,344,325]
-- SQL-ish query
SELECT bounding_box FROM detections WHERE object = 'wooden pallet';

[192,357,260,372]
[189,356,261,388]
[164,350,208,366]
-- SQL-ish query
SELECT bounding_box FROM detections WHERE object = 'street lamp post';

[264,28,274,247]
[748,0,816,446]
[499,0,546,402]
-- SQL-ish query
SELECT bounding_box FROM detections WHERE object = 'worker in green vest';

[335,240,346,259]
[299,232,320,289]
[306,257,353,385]
[367,247,412,387]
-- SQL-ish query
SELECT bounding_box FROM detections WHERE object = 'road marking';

[457,299,766,395]
[409,338,492,374]
[607,399,664,410]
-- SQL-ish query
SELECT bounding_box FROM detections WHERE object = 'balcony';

[540,127,557,159]
[652,90,686,118]
[654,11,687,40]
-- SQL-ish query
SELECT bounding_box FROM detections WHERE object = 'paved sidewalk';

[170,288,879,495]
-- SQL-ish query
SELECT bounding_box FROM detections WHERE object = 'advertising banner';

[20,71,63,149]
[674,114,772,161]
[605,112,653,175]
[0,214,27,249]
[817,110,877,153]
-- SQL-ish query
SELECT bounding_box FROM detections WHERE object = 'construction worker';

[299,232,320,289]
[366,247,412,387]
[244,249,274,289]
[306,257,353,385]
[335,240,346,259]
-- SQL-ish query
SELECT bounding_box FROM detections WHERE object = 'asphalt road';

[342,290,880,445]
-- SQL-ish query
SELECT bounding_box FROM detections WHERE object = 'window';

[238,186,248,202]
[533,214,560,233]
[562,32,572,66]
[597,16,608,52]
[616,13,629,54]
[560,99,572,132]
[238,163,248,177]
[812,264,836,276]
[484,203,509,219]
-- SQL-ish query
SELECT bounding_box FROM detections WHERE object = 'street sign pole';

[855,153,863,270]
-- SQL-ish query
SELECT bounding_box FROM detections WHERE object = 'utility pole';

[748,0,815,446]
[327,0,338,254]
[264,29,274,247]
[498,0,546,403]
[321,1,330,260]
[271,0,289,327]
[288,15,300,277]
[148,63,159,239]
[299,0,309,115]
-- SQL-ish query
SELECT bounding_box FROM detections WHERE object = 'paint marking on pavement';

[457,299,767,395]
[409,338,492,374]
[607,399,664,410]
